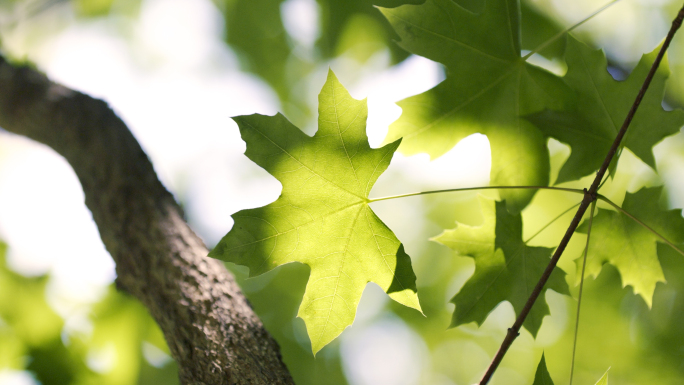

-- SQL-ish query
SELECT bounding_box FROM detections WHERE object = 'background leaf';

[528,36,684,184]
[577,187,684,307]
[532,353,555,385]
[433,195,569,336]
[380,0,573,212]
[594,369,609,385]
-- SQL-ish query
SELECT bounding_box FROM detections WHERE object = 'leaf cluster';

[207,0,684,382]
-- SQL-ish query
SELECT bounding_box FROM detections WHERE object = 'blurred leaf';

[221,0,408,119]
[577,186,684,307]
[83,289,156,385]
[318,0,410,62]
[528,36,684,184]
[224,0,292,99]
[532,353,555,385]
[334,13,387,63]
[433,195,569,336]
[0,328,25,369]
[595,369,609,385]
[210,71,421,353]
[26,339,79,385]
[73,0,115,17]
[0,243,63,347]
[380,0,573,212]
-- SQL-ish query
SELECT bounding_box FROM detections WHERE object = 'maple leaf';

[532,353,555,385]
[433,195,569,336]
[528,36,684,184]
[379,0,573,212]
[209,70,421,354]
[577,187,684,307]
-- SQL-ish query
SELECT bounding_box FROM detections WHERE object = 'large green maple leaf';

[577,187,684,307]
[528,36,684,184]
[379,0,573,212]
[433,195,569,336]
[209,71,421,353]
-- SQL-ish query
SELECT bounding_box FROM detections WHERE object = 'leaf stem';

[479,4,684,384]
[368,186,584,203]
[524,202,581,244]
[597,194,684,257]
[522,0,623,61]
[569,200,596,385]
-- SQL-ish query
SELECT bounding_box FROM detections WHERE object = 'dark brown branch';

[479,4,684,384]
[0,55,295,385]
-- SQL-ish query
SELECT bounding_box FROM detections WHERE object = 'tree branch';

[0,55,295,385]
[479,3,684,384]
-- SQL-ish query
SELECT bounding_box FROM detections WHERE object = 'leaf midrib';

[316,206,363,346]
[226,200,365,251]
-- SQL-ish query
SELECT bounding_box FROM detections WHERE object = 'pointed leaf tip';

[532,353,555,385]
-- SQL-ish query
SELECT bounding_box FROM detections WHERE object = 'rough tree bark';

[0,55,295,385]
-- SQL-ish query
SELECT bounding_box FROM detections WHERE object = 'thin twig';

[522,0,623,60]
[368,185,584,203]
[479,4,684,384]
[569,200,596,385]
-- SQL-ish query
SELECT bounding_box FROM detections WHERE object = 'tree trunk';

[0,55,295,385]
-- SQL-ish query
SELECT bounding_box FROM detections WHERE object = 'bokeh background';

[1,0,684,384]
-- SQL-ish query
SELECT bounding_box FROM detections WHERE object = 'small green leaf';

[433,195,569,336]
[210,70,421,353]
[380,0,573,212]
[594,369,610,385]
[532,353,555,385]
[528,36,684,184]
[577,187,684,307]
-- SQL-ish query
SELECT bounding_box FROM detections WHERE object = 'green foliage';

[223,0,293,102]
[577,187,684,307]
[379,0,573,212]
[211,0,684,376]
[532,353,554,385]
[227,262,349,384]
[532,354,609,385]
[73,0,117,17]
[433,195,569,336]
[528,36,684,184]
[0,244,178,384]
[5,0,684,383]
[220,0,410,125]
[210,71,421,353]
[594,370,609,385]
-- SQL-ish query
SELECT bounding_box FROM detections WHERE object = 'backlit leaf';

[528,36,684,184]
[210,70,421,353]
[379,0,573,212]
[577,187,684,307]
[433,195,569,336]
[595,369,609,385]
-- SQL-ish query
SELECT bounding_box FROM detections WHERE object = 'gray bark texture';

[0,55,295,385]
